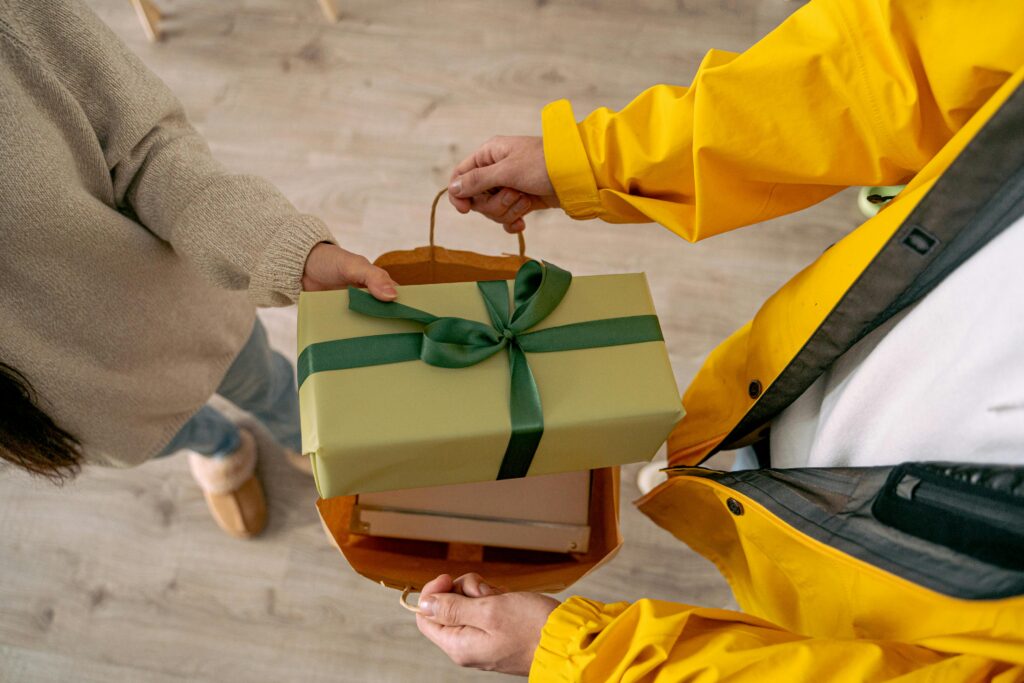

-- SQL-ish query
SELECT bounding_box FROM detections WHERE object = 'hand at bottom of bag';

[415,573,560,676]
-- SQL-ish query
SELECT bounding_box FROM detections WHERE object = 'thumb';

[362,264,399,301]
[450,162,508,199]
[339,253,398,301]
[419,593,479,627]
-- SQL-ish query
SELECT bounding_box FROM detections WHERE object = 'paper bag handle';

[429,188,527,260]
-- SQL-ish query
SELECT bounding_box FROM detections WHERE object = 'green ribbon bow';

[297,260,664,480]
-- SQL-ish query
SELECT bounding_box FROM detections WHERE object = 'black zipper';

[910,479,1023,534]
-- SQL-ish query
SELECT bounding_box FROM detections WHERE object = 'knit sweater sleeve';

[10,0,333,307]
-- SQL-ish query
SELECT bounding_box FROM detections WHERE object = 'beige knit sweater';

[0,0,334,466]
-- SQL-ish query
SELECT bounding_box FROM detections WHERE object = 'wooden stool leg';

[317,0,340,23]
[129,0,161,42]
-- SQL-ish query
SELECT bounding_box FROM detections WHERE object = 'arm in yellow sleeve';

[529,598,1020,682]
[541,0,1024,241]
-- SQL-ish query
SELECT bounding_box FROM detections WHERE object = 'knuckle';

[478,600,499,626]
[477,202,501,218]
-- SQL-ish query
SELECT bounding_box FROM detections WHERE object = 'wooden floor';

[0,0,862,680]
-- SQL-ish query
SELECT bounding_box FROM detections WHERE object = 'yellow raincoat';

[531,0,1024,680]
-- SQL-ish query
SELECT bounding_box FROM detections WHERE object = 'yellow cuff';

[541,99,601,220]
[529,597,627,682]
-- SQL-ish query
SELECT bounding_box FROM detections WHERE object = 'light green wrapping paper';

[298,273,684,498]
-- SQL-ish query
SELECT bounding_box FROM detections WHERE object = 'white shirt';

[770,211,1024,469]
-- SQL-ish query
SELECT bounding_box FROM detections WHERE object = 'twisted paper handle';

[398,585,422,614]
[429,188,527,259]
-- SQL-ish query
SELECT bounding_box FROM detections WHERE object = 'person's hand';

[448,136,560,234]
[415,573,560,676]
[301,242,398,300]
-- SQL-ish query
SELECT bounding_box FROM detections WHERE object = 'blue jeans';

[159,321,301,459]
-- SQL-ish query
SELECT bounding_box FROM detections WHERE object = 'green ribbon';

[297,260,664,480]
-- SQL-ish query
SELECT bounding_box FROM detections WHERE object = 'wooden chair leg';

[317,0,340,23]
[129,0,161,42]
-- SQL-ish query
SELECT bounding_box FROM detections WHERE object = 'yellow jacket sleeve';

[541,0,1024,241]
[530,598,1022,682]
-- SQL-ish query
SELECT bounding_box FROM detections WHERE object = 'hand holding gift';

[301,242,399,300]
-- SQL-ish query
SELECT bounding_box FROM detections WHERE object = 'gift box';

[352,470,593,553]
[297,260,684,499]
[317,466,621,593]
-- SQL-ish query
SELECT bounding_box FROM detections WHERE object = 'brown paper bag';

[373,189,528,284]
[317,468,622,592]
[315,189,624,592]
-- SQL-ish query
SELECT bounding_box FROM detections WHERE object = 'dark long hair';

[0,362,82,482]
